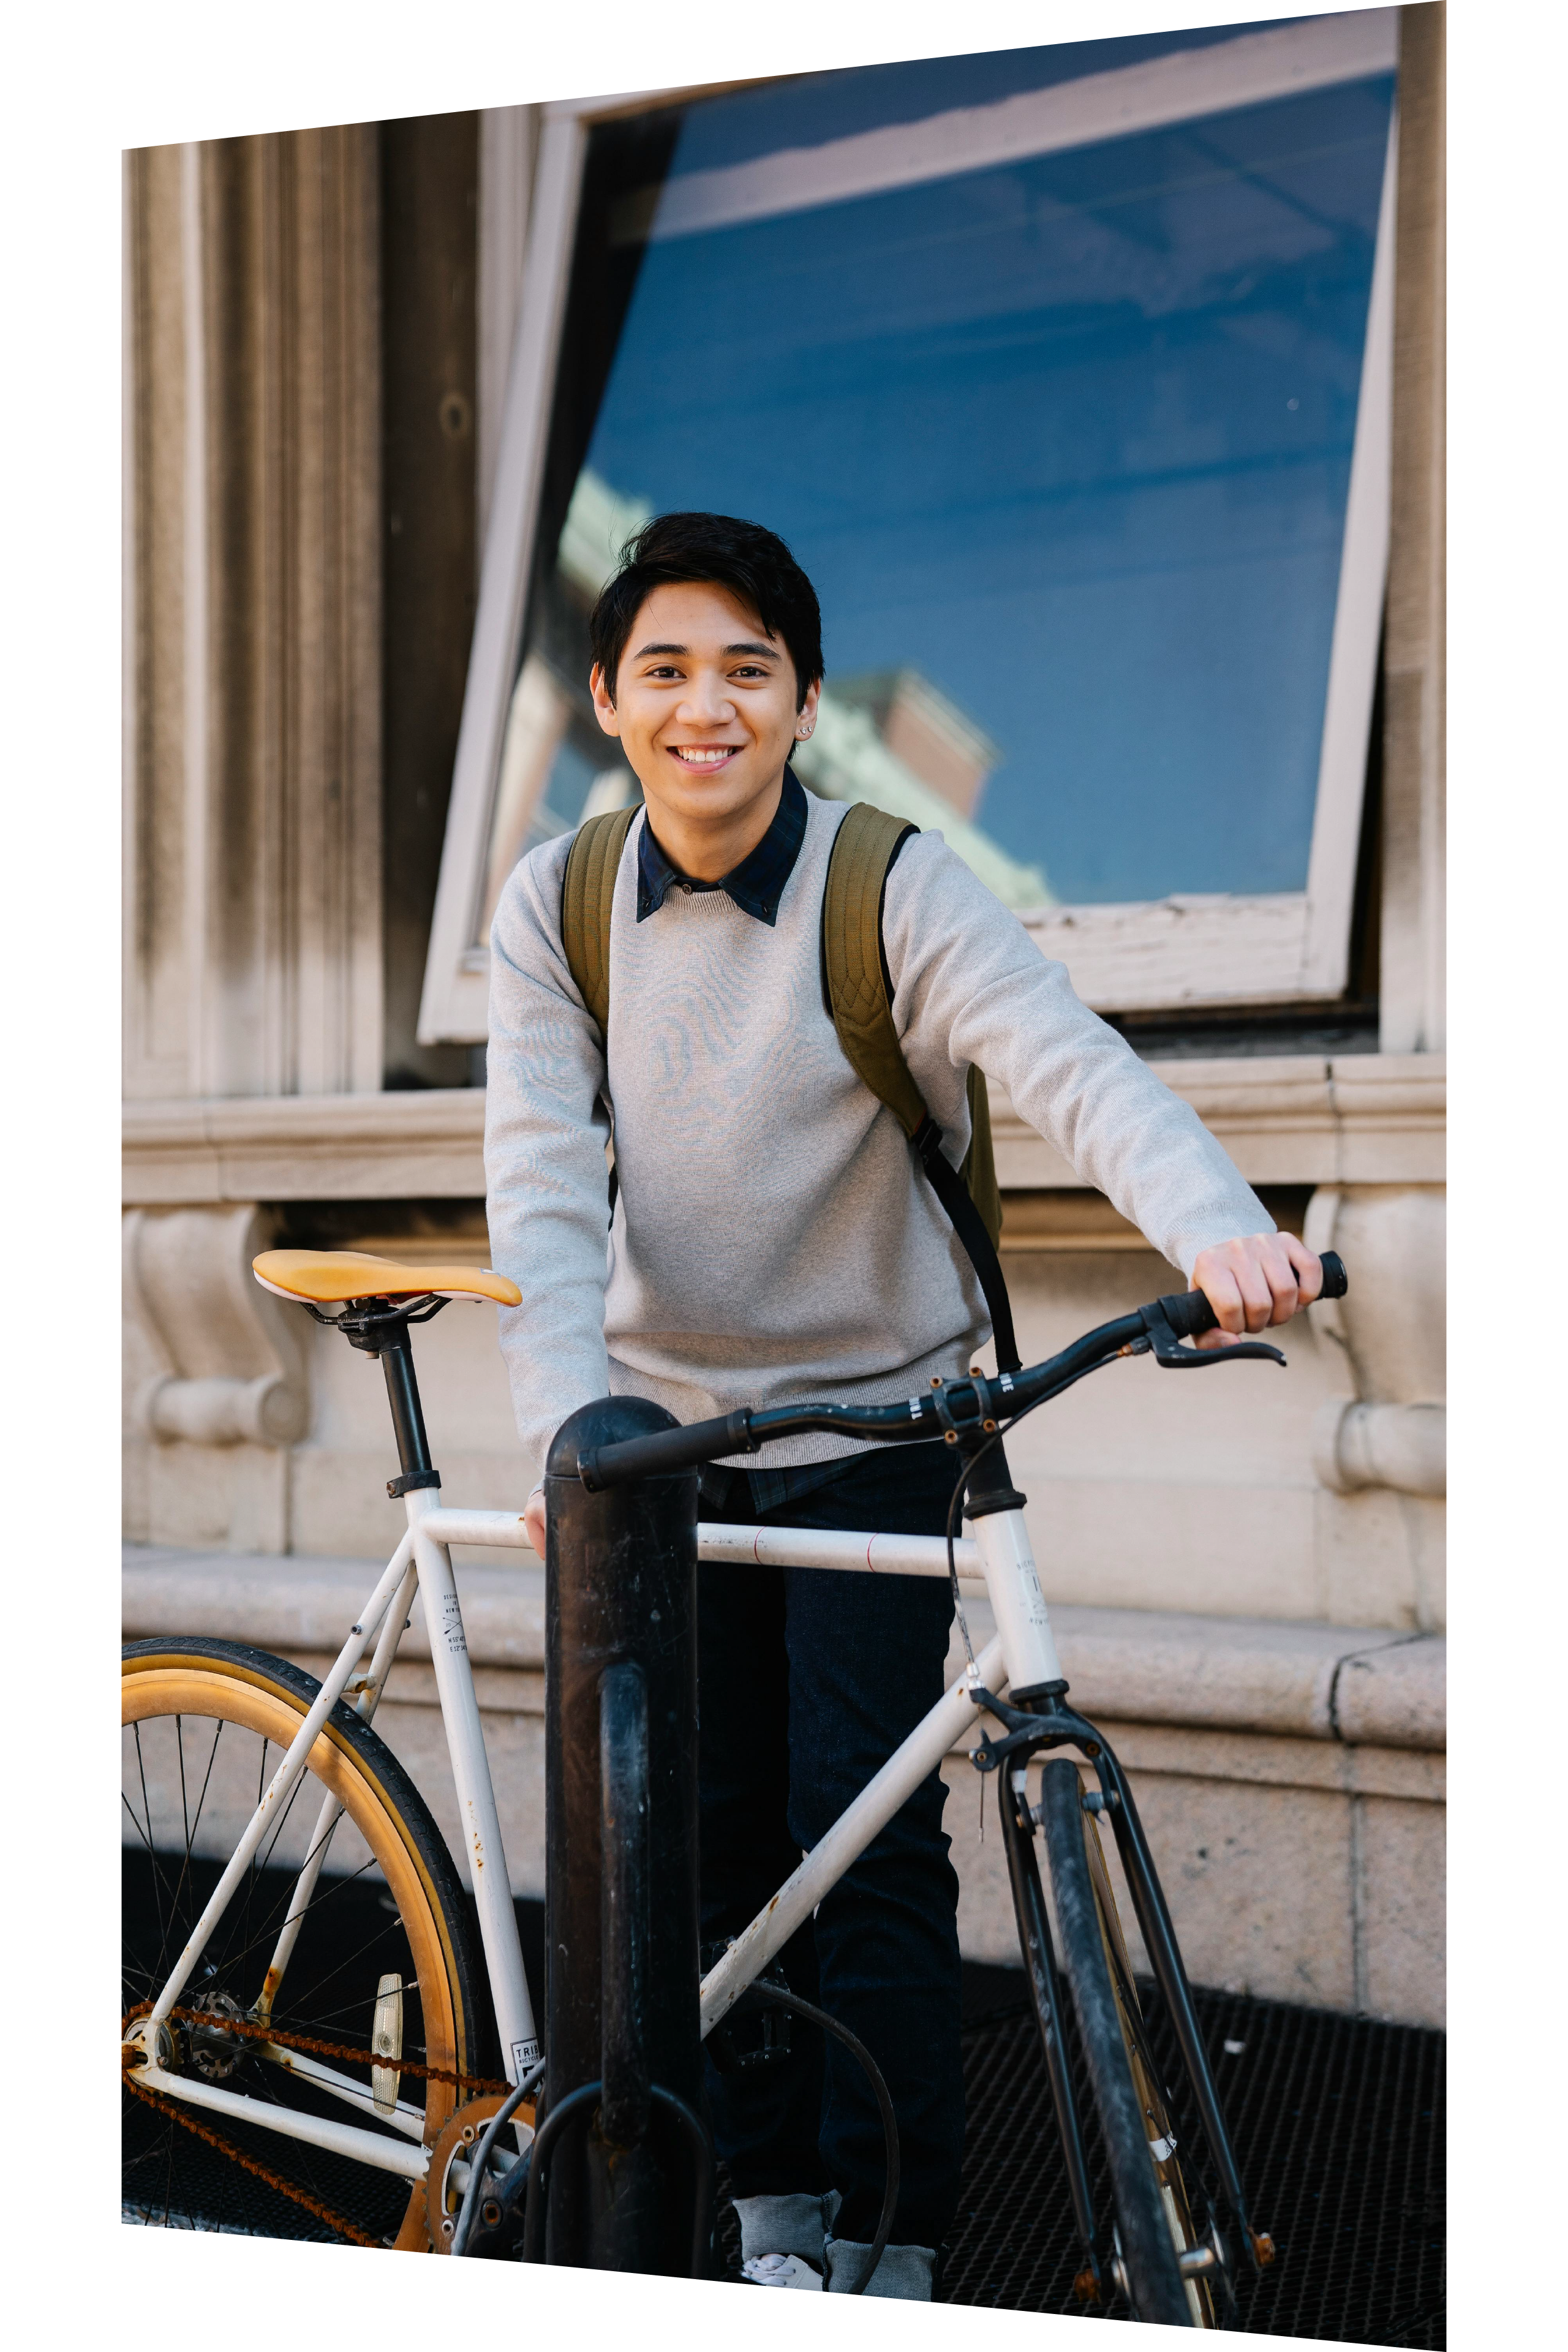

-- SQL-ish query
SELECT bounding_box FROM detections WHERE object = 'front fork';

[963,1438,1271,2291]
[984,1694,1273,2286]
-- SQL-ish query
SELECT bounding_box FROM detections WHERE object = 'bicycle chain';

[121,1999,510,2094]
[122,2001,511,2252]
[123,2072,383,2248]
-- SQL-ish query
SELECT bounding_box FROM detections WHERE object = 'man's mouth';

[669,745,741,769]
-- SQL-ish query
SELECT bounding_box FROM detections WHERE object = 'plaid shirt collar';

[636,767,807,928]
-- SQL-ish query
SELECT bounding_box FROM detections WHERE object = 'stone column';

[123,124,383,1104]
[1381,5,1444,1055]
[123,123,383,1547]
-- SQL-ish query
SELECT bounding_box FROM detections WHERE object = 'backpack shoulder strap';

[960,1063,1004,1254]
[821,802,925,1136]
[823,803,1019,1372]
[560,804,639,1036]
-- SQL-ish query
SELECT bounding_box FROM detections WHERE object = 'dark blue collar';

[636,767,807,927]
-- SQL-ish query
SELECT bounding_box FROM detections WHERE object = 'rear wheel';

[1036,1758,1212,2326]
[123,1638,486,2248]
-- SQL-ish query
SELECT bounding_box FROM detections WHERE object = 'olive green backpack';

[560,799,1019,1371]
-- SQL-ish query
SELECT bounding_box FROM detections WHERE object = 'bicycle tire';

[1036,1758,1194,2327]
[123,1637,485,2248]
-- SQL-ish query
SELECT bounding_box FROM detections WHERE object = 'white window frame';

[419,11,1400,1046]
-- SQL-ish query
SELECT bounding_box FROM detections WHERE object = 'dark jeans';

[698,1441,965,2250]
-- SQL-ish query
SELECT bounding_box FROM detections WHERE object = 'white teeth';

[674,747,733,763]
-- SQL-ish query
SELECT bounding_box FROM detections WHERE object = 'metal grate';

[940,1967,1445,2344]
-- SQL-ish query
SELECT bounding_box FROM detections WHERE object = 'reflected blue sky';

[579,41,1393,904]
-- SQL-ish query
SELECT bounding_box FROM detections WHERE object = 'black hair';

[588,511,824,709]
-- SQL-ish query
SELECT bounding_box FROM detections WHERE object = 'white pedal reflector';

[372,1974,404,2115]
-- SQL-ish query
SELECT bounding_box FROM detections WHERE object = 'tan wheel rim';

[123,1659,464,2150]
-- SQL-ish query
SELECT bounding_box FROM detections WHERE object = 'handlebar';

[575,1251,1347,1491]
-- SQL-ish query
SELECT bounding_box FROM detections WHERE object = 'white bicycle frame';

[130,1481,1063,2204]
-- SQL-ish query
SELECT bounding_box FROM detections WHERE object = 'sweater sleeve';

[484,838,616,1480]
[881,833,1275,1278]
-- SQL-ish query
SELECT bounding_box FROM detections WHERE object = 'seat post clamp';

[387,1469,442,1501]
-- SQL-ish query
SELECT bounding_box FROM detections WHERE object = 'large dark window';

[424,13,1399,1042]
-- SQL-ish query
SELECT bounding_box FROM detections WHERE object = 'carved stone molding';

[1316,1399,1445,1499]
[124,1204,309,1448]
[1306,1184,1445,1499]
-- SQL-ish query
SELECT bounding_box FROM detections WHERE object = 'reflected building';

[830,670,1000,826]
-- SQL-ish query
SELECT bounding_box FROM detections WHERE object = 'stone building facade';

[123,10,1446,2026]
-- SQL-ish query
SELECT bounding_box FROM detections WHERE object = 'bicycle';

[123,1239,1346,2321]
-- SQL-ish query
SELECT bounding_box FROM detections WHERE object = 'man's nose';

[677,671,737,726]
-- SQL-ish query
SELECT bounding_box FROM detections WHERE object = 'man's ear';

[589,663,622,737]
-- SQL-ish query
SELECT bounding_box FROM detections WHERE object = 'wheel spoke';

[177,1711,192,1877]
[121,1785,183,1932]
[252,1747,318,1885]
[195,1847,386,1994]
[277,1912,423,2037]
[161,1718,226,1989]
[229,1735,271,1983]
[131,1725,170,1961]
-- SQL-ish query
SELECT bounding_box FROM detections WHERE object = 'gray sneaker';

[824,2236,937,2299]
[740,2253,822,2290]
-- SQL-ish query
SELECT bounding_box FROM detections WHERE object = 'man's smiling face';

[590,579,820,859]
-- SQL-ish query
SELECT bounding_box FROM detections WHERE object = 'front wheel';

[1036,1758,1211,2326]
[123,1638,488,2247]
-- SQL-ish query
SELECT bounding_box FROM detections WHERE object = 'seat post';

[377,1320,437,1488]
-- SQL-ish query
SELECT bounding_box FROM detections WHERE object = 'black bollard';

[543,1396,703,2272]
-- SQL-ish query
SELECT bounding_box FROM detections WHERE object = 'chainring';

[425,2092,536,2253]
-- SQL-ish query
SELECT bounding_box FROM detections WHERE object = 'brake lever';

[1140,1303,1285,1370]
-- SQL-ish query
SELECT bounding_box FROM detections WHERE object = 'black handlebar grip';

[1160,1247,1348,1340]
[578,1409,753,1491]
[1158,1287,1218,1340]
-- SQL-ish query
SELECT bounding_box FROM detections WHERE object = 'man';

[486,510,1321,2297]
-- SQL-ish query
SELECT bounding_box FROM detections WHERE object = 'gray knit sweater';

[484,795,1273,1479]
